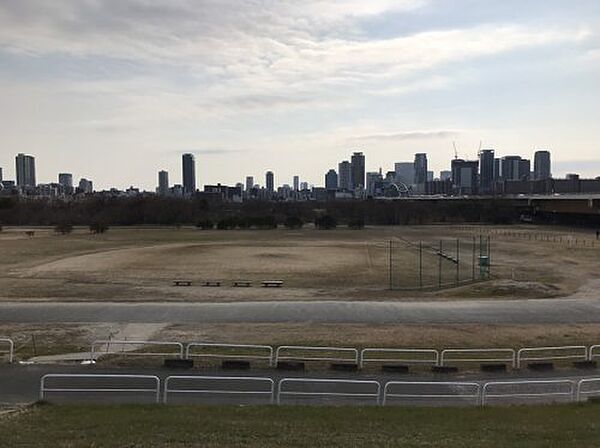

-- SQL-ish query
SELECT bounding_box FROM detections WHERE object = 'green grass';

[2,403,600,447]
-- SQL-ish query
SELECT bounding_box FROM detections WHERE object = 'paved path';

[1,298,600,324]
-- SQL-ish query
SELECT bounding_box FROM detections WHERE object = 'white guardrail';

[589,345,600,361]
[90,340,185,360]
[277,378,381,405]
[275,346,359,364]
[516,346,588,368]
[0,338,14,363]
[482,380,575,405]
[185,343,274,366]
[440,349,516,368]
[383,381,480,406]
[360,348,439,368]
[576,378,600,402]
[164,376,275,404]
[40,374,161,403]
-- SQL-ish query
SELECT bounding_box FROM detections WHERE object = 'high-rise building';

[394,162,414,186]
[351,152,365,189]
[427,171,434,182]
[293,175,299,191]
[440,170,452,181]
[451,159,479,195]
[366,171,382,196]
[300,181,309,191]
[58,173,73,189]
[245,176,254,192]
[325,169,338,190]
[0,167,3,182]
[414,153,428,185]
[518,159,531,181]
[182,153,196,195]
[157,170,169,196]
[78,178,93,194]
[338,160,352,190]
[500,156,522,181]
[479,149,495,194]
[266,171,274,193]
[15,153,36,187]
[534,150,551,180]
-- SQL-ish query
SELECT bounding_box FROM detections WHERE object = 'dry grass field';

[0,224,599,302]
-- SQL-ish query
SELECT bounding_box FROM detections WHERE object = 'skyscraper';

[58,173,73,189]
[157,170,169,196]
[394,162,414,186]
[451,159,479,195]
[182,153,196,195]
[78,178,93,193]
[325,169,338,190]
[15,153,36,187]
[414,153,428,185]
[245,176,254,192]
[500,156,522,181]
[266,171,274,193]
[0,167,3,182]
[479,149,495,194]
[338,160,352,190]
[534,150,551,180]
[293,175,299,191]
[351,152,365,189]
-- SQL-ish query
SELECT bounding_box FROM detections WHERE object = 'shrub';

[315,215,337,230]
[348,218,365,230]
[54,223,74,235]
[196,219,214,230]
[89,221,109,234]
[284,216,304,229]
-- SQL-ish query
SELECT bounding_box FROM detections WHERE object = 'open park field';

[0,224,599,302]
[2,403,600,447]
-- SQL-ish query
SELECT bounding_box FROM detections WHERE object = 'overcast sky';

[1,0,599,190]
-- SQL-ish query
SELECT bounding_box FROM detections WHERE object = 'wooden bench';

[233,280,252,287]
[173,280,192,287]
[262,280,283,288]
[201,281,221,287]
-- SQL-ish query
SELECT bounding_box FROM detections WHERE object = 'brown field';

[0,224,599,302]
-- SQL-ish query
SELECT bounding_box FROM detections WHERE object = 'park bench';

[172,280,192,287]
[262,280,283,288]
[201,281,222,287]
[233,280,252,287]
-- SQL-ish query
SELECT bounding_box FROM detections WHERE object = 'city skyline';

[1,1,600,189]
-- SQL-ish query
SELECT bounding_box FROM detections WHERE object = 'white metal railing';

[383,381,480,406]
[185,343,274,366]
[40,374,161,403]
[0,338,14,363]
[588,345,600,361]
[277,378,381,405]
[360,348,439,368]
[577,378,600,402]
[164,376,274,404]
[275,346,359,364]
[516,346,588,368]
[482,380,575,406]
[90,340,185,361]
[440,349,516,368]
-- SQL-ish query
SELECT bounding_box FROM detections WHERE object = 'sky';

[0,0,599,190]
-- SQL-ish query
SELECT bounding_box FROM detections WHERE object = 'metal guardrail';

[0,338,14,363]
[40,374,161,403]
[588,345,600,361]
[482,380,575,406]
[383,381,480,406]
[185,343,274,366]
[516,346,588,368]
[440,349,516,368]
[275,346,359,364]
[90,340,185,360]
[277,378,381,405]
[577,378,600,401]
[360,348,439,368]
[164,375,275,404]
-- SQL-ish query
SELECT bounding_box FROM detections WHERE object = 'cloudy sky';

[1,0,599,190]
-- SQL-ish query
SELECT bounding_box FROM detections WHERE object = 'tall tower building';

[0,167,4,182]
[245,176,254,192]
[479,149,495,195]
[413,153,428,185]
[338,160,352,190]
[500,156,522,181]
[157,170,169,196]
[293,175,299,191]
[325,169,338,190]
[182,153,196,195]
[15,153,36,187]
[534,150,551,180]
[351,152,365,189]
[266,171,274,193]
[394,162,414,186]
[58,173,73,189]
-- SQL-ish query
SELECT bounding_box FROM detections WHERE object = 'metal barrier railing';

[277,378,381,405]
[577,378,600,401]
[90,340,185,361]
[440,349,516,368]
[185,343,274,366]
[588,345,600,361]
[516,346,588,368]
[0,338,14,363]
[482,380,575,406]
[164,375,275,404]
[275,346,359,364]
[383,381,480,406]
[360,348,439,368]
[40,374,161,403]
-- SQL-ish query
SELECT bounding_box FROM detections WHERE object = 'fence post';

[389,240,393,290]
[456,238,460,286]
[438,240,443,288]
[419,241,423,289]
[472,235,476,281]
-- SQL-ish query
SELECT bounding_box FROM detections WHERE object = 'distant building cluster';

[2,147,600,201]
